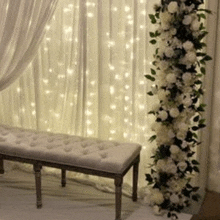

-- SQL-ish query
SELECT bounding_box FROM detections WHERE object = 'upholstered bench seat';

[0,124,141,220]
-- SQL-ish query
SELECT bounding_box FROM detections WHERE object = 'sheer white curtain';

[0,0,58,91]
[0,0,156,191]
[201,0,220,193]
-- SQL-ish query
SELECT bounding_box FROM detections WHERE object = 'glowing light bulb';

[67,68,73,75]
[125,6,130,12]
[110,86,115,94]
[87,13,94,17]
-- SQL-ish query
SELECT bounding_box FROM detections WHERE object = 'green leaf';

[150,39,157,45]
[192,160,200,165]
[198,31,208,41]
[149,135,156,142]
[146,174,153,183]
[198,9,212,14]
[199,119,206,124]
[148,110,155,114]
[193,166,200,173]
[151,68,156,75]
[194,80,202,85]
[200,67,206,75]
[199,124,206,129]
[147,91,154,96]
[193,115,200,122]
[203,55,212,61]
[149,32,155,38]
[145,74,155,81]
[192,187,200,192]
[149,14,157,24]
[198,13,206,20]
[192,126,199,131]
[197,52,206,57]
[192,194,199,202]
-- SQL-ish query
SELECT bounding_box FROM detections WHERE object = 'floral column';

[145,0,211,219]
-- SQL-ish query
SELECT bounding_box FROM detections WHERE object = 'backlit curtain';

[0,0,157,191]
[202,0,220,193]
[0,0,58,91]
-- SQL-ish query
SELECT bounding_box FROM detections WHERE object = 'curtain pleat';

[0,0,58,91]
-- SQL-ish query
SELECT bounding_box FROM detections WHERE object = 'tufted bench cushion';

[0,124,141,220]
[0,124,141,174]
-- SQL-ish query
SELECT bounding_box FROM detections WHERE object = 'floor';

[0,167,202,220]
[191,191,220,220]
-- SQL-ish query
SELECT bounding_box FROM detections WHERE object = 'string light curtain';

[0,0,157,189]
[0,0,58,91]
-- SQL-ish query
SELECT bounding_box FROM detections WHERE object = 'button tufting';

[1,131,9,136]
[30,142,37,147]
[0,137,6,142]
[15,140,21,144]
[82,149,89,155]
[63,140,70,145]
[32,136,38,141]
[47,138,54,143]
[100,152,108,159]
[64,146,72,152]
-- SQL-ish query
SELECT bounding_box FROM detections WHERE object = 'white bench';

[0,124,141,220]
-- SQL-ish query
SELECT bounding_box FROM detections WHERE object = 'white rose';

[150,189,164,205]
[169,108,179,118]
[157,90,168,100]
[178,122,188,132]
[158,110,168,121]
[182,72,192,83]
[185,51,197,63]
[176,131,186,140]
[151,84,158,94]
[168,129,175,138]
[159,60,169,70]
[165,47,175,58]
[191,19,200,31]
[170,145,180,154]
[153,205,163,215]
[178,161,188,172]
[170,194,180,204]
[160,11,172,24]
[166,163,177,174]
[182,15,192,25]
[156,159,166,170]
[181,141,188,149]
[166,73,176,83]
[183,96,192,106]
[183,41,194,51]
[170,28,177,36]
[168,1,178,14]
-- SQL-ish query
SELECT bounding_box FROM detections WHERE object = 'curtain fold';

[0,0,217,195]
[0,0,157,192]
[203,0,220,193]
[0,0,58,91]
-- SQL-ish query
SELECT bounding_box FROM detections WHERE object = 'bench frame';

[0,153,140,220]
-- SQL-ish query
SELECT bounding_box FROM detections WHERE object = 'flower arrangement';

[145,0,212,219]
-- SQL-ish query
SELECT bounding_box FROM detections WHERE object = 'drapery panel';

[0,0,216,195]
[204,0,220,193]
[0,0,58,91]
[0,0,157,190]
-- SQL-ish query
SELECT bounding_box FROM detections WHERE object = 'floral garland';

[145,0,211,219]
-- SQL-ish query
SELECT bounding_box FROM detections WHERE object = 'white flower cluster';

[146,0,210,218]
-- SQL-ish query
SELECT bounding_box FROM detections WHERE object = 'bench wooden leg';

[61,169,66,187]
[115,176,123,220]
[132,155,140,202]
[33,163,42,209]
[0,156,4,174]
